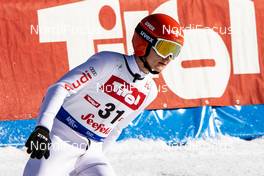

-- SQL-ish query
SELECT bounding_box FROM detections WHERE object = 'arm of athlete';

[25,52,113,159]
[37,54,108,131]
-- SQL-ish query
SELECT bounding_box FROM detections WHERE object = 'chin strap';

[139,57,160,75]
[123,55,145,83]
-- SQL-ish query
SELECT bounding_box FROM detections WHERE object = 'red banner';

[0,0,263,120]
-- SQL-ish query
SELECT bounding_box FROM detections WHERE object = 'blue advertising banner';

[1,105,264,147]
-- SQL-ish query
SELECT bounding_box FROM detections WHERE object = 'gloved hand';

[25,126,52,159]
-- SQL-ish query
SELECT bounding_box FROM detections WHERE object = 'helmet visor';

[153,38,182,59]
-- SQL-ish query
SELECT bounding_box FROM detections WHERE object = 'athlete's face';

[146,48,172,73]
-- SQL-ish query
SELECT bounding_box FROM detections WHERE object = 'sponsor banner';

[2,105,264,146]
[0,0,264,120]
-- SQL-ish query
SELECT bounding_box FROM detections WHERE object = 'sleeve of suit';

[37,53,111,131]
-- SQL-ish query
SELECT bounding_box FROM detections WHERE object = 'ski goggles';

[152,38,182,60]
[135,24,182,60]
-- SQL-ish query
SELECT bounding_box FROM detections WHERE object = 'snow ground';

[0,136,264,176]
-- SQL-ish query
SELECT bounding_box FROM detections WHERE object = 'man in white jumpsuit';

[23,13,184,176]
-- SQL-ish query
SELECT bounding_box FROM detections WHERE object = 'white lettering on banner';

[124,0,178,55]
[124,11,149,55]
[97,43,125,54]
[38,0,123,69]
[38,0,259,100]
[162,29,231,99]
[229,0,260,74]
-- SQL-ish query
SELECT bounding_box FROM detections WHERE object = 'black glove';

[25,126,52,159]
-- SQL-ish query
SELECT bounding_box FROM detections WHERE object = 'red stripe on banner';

[181,59,215,68]
[0,1,79,120]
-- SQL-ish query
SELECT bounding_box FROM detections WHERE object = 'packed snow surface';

[0,136,264,176]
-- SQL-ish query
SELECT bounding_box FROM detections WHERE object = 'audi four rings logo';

[89,66,97,76]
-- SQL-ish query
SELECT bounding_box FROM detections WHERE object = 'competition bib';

[57,75,148,141]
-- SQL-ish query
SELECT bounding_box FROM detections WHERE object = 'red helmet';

[132,13,184,58]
